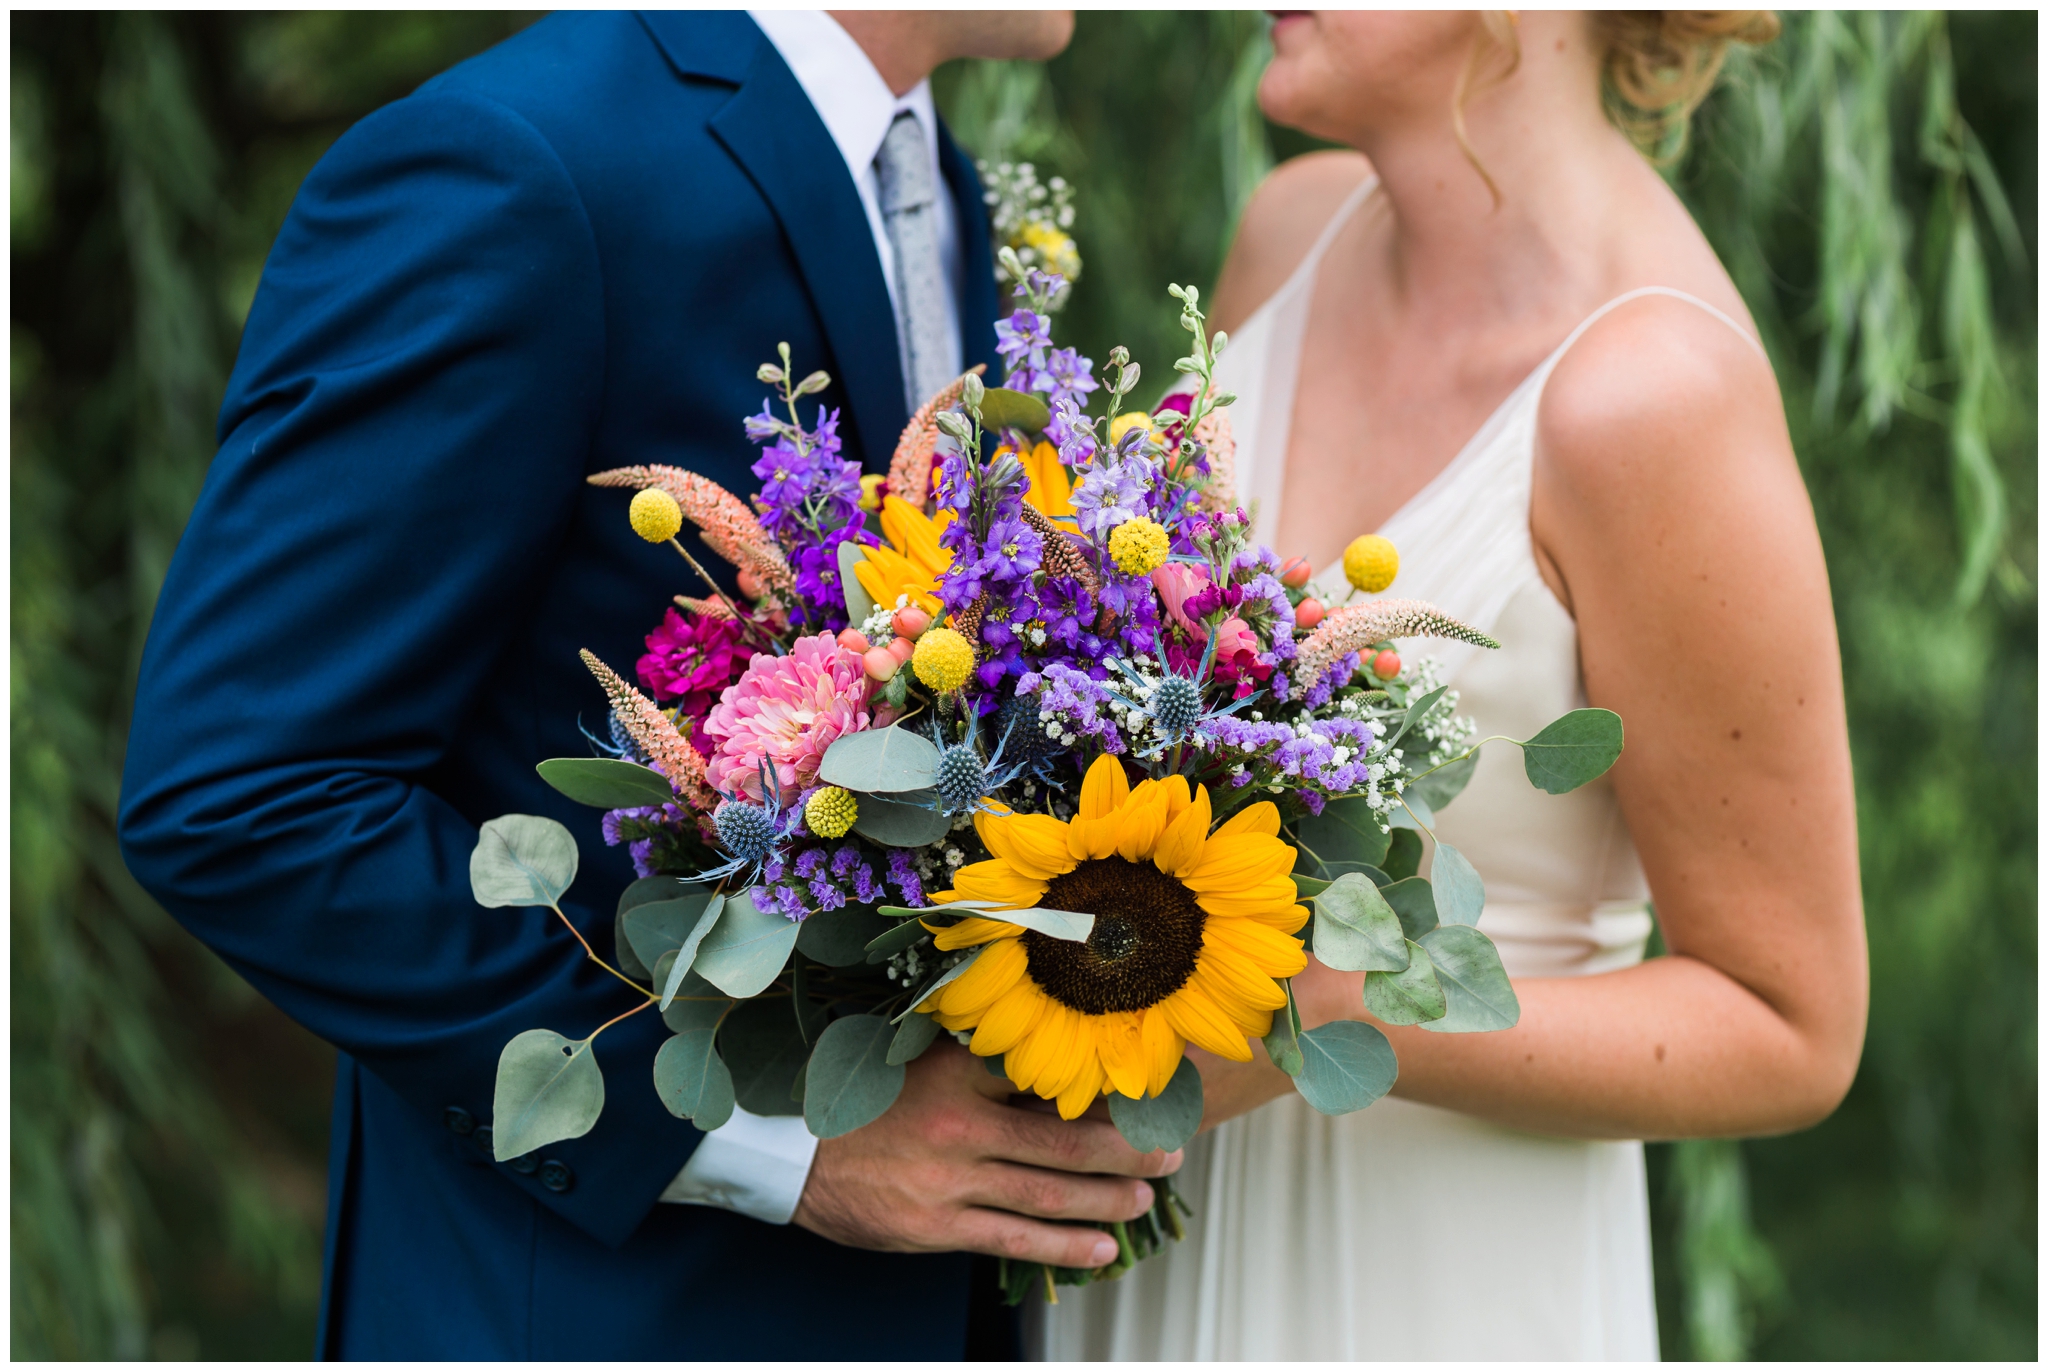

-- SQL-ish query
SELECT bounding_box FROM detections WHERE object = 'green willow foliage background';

[11,11,2034,1361]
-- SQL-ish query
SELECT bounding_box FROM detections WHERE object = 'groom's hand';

[793,1039,1181,1267]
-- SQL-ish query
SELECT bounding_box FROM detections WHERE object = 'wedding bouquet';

[469,255,1624,1300]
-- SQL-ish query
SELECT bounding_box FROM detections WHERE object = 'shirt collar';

[748,10,941,190]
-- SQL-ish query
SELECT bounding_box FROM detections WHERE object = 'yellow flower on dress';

[852,495,954,617]
[919,756,1309,1120]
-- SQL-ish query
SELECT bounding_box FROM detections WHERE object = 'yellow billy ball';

[912,627,975,693]
[1343,534,1398,594]
[1107,516,1171,576]
[629,487,684,543]
[1108,411,1154,445]
[804,786,859,839]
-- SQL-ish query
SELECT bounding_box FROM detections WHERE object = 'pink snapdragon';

[703,633,897,805]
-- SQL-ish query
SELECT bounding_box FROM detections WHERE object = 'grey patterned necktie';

[874,110,954,413]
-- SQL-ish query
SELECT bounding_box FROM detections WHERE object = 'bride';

[1041,11,1867,1360]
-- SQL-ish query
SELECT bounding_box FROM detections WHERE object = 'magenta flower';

[703,633,898,805]
[637,608,748,746]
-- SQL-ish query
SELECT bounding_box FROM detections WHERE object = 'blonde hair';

[1455,11,1781,198]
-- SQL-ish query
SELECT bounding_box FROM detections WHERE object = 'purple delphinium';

[748,404,870,630]
[1070,447,1154,538]
[994,309,1054,390]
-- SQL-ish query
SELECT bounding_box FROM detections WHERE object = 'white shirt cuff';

[658,1106,819,1225]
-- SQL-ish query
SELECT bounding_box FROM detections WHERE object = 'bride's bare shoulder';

[1211,150,1374,332]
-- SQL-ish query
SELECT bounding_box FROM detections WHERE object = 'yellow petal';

[1204,916,1310,978]
[933,937,1027,1017]
[1214,801,1281,838]
[1160,984,1255,1061]
[1095,1011,1150,1101]
[929,916,1027,951]
[946,860,1049,911]
[1008,998,1075,1094]
[1183,833,1296,892]
[1195,876,1304,921]
[1113,782,1174,861]
[970,980,1050,1056]
[1067,814,1120,862]
[1152,787,1213,878]
[1055,1050,1108,1120]
[1034,1010,1094,1099]
[1140,1008,1186,1096]
[1193,945,1289,1021]
[974,811,1077,881]
[1023,441,1075,519]
[1078,754,1130,821]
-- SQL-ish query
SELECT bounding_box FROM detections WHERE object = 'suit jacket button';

[509,1151,540,1175]
[473,1125,494,1155]
[443,1106,476,1136]
[538,1160,575,1194]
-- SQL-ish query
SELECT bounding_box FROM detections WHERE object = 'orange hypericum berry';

[1371,649,1402,680]
[1295,596,1325,629]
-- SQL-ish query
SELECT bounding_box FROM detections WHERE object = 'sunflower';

[1014,441,1076,520]
[853,495,953,617]
[919,755,1309,1119]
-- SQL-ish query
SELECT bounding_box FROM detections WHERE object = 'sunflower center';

[1024,858,1207,1014]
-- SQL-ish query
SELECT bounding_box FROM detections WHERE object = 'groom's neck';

[827,12,1074,97]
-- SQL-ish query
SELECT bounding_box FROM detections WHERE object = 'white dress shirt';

[665,11,966,1227]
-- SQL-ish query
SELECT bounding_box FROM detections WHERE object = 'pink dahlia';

[704,633,897,805]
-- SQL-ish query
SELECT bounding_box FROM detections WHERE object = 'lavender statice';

[886,848,928,907]
[1022,662,1128,755]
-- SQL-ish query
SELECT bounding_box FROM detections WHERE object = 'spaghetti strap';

[1542,285,1768,374]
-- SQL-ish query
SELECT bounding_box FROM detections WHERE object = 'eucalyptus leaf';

[625,892,719,989]
[849,791,953,846]
[864,916,931,964]
[790,958,827,1044]
[838,540,877,628]
[796,905,894,967]
[1430,843,1485,926]
[616,876,702,980]
[1388,792,1436,831]
[717,1001,807,1117]
[1311,873,1409,973]
[894,946,984,1022]
[1262,982,1304,1076]
[653,1028,735,1130]
[660,970,732,1034]
[1107,1057,1203,1154]
[983,906,1094,943]
[1291,873,1330,901]
[1363,940,1448,1025]
[659,893,724,1011]
[1406,747,1480,812]
[535,756,675,810]
[1292,1020,1398,1116]
[1321,860,1392,887]
[1380,876,1438,940]
[887,1010,942,1065]
[803,1015,907,1139]
[693,889,800,998]
[470,815,578,908]
[818,725,941,793]
[1382,829,1423,882]
[1417,925,1520,1033]
[1295,795,1391,870]
[978,385,1052,433]
[1519,708,1625,795]
[1387,685,1448,750]
[490,1029,604,1160]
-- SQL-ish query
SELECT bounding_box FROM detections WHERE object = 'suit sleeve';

[117,87,701,1247]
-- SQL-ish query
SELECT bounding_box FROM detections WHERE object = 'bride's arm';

[1196,298,1868,1141]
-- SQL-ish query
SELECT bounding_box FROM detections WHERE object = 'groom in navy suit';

[118,11,1178,1359]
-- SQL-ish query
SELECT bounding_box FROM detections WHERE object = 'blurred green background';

[11,11,2034,1361]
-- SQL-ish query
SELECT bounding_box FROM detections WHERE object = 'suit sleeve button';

[443,1106,475,1136]
[508,1151,540,1175]
[473,1125,494,1155]
[538,1160,575,1194]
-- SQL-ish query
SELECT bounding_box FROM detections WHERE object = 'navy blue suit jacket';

[118,12,1002,1359]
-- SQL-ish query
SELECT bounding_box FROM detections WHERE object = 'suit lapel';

[641,11,908,469]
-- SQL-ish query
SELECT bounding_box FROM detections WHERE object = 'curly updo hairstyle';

[1456,12,1780,199]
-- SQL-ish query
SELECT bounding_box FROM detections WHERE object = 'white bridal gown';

[1039,179,1768,1361]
